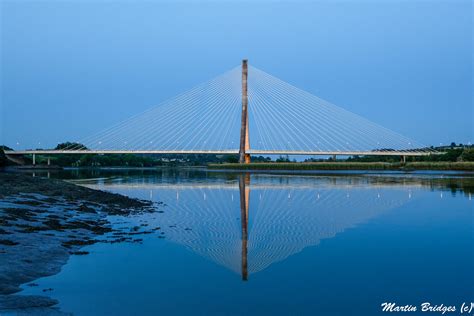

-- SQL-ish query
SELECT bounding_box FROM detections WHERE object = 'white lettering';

[381,302,417,312]
[421,303,456,314]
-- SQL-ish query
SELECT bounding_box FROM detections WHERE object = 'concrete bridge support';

[239,59,251,164]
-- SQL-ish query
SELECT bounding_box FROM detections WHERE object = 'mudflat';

[0,172,159,313]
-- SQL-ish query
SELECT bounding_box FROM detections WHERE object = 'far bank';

[208,162,474,171]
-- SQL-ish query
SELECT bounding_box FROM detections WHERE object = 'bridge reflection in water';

[92,174,414,281]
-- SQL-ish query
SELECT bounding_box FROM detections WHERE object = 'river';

[15,169,474,315]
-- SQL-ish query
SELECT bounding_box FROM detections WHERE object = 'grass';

[208,162,474,171]
[401,162,474,171]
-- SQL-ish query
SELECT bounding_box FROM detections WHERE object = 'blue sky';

[1,0,472,150]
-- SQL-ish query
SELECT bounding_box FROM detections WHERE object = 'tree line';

[1,142,473,168]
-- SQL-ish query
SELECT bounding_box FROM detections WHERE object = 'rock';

[0,239,19,246]
[0,294,58,309]
[69,251,89,256]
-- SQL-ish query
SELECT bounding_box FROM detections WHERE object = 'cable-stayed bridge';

[5,60,436,162]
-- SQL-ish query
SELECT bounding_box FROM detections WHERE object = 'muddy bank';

[0,172,153,215]
[0,172,161,313]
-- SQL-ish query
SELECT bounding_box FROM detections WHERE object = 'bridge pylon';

[239,59,251,163]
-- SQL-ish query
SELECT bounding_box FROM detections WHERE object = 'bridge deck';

[5,150,434,156]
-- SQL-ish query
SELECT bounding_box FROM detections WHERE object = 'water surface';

[20,169,474,315]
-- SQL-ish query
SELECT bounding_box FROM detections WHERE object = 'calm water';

[20,169,474,315]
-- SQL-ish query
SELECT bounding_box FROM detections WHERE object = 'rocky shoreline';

[0,172,161,314]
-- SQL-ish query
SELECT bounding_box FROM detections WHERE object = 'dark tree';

[276,155,290,162]
[55,142,88,150]
[461,148,474,162]
[0,147,7,167]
